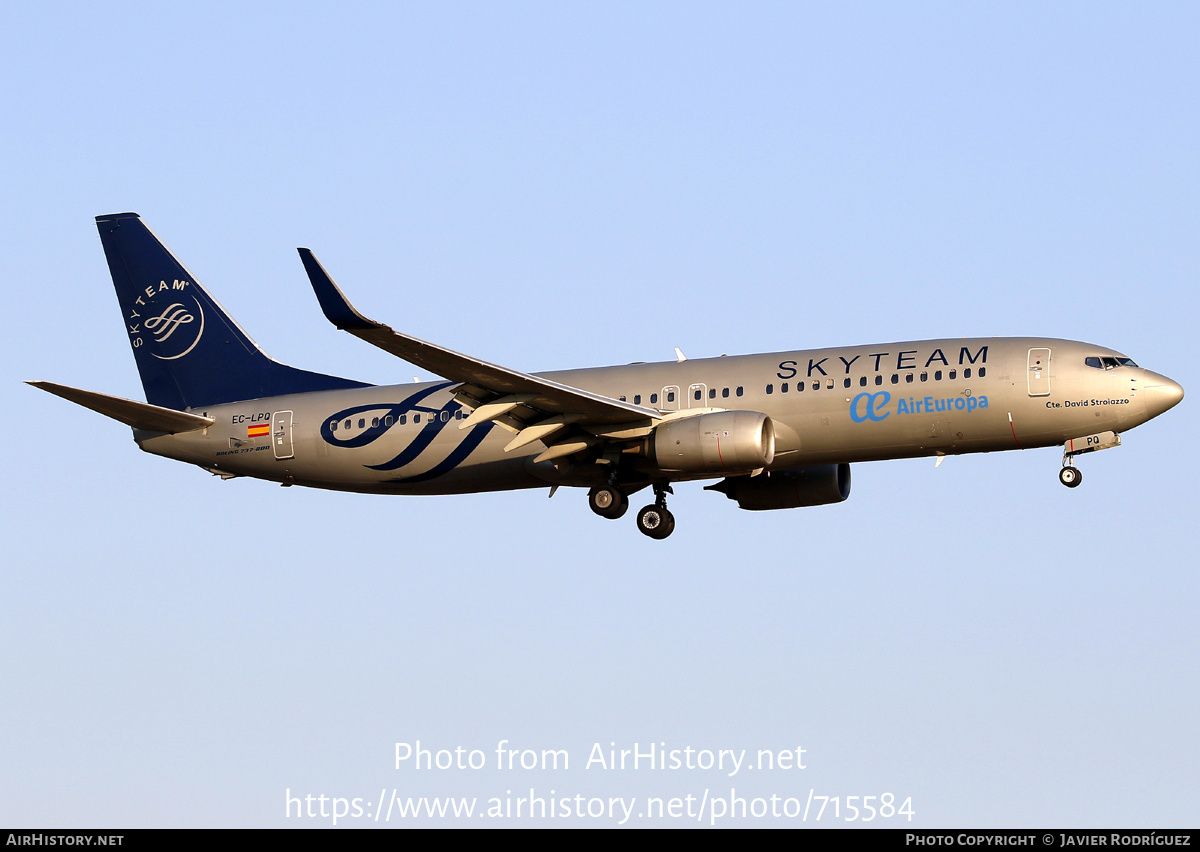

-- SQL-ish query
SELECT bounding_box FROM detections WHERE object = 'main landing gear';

[587,482,676,539]
[588,484,629,519]
[636,484,675,540]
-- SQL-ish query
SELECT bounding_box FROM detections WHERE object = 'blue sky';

[2,2,1196,827]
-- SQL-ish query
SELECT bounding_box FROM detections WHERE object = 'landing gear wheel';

[588,485,628,519]
[1058,466,1083,488]
[636,505,676,539]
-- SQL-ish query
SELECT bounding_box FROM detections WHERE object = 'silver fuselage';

[139,337,1182,495]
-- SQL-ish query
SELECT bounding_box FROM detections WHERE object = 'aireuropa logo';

[126,280,206,361]
[850,390,990,423]
[850,392,891,422]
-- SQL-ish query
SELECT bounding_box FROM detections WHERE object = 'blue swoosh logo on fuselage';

[320,382,496,481]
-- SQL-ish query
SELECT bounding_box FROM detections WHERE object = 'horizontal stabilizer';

[27,381,215,433]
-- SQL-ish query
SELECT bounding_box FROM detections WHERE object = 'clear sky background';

[2,1,1196,828]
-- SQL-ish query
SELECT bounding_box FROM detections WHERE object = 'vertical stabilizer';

[96,213,368,409]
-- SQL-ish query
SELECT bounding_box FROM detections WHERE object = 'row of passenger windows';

[617,387,746,405]
[607,367,986,408]
[329,410,464,431]
[329,366,989,431]
[766,367,984,394]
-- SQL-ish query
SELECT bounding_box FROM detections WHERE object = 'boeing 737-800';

[29,213,1184,539]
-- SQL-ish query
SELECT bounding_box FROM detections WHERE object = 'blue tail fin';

[96,213,370,410]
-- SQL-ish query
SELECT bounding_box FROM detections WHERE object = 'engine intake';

[652,411,775,474]
[705,464,851,511]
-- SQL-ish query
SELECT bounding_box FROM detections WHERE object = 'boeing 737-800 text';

[29,214,1184,539]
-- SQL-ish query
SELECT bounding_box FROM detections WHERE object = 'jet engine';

[651,411,775,474]
[705,464,851,510]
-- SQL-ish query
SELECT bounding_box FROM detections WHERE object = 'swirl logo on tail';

[146,297,205,361]
[146,303,194,343]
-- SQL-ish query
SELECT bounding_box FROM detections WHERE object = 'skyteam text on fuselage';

[29,213,1184,539]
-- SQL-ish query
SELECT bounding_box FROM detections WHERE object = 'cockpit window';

[1086,356,1135,370]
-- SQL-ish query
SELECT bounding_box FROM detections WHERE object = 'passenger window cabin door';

[272,410,295,459]
[1027,348,1051,396]
[688,383,707,409]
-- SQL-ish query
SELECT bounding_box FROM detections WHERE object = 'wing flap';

[458,394,538,430]
[504,414,579,453]
[533,435,600,463]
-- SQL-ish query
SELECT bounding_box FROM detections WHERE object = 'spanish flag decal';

[248,423,271,438]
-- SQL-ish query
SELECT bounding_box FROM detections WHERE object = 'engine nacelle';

[651,411,775,474]
[705,464,851,511]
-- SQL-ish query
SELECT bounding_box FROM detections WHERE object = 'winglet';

[298,248,381,331]
[293,249,663,426]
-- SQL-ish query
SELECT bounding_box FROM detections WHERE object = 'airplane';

[29,213,1184,539]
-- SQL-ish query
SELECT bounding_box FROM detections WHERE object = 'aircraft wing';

[299,250,663,457]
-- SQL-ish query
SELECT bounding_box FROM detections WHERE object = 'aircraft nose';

[1142,373,1184,418]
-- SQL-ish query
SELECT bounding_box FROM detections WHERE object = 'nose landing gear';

[1058,464,1082,488]
[1057,430,1121,488]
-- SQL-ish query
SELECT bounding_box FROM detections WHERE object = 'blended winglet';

[297,249,379,331]
[296,250,662,426]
